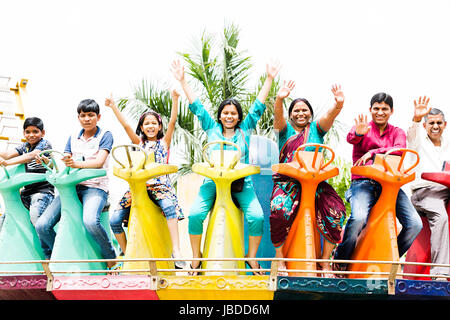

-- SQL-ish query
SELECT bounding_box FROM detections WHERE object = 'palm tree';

[118,23,281,183]
[117,21,351,208]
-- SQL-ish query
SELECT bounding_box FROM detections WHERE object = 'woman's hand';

[331,84,344,109]
[266,59,282,80]
[354,114,371,136]
[277,80,295,100]
[171,60,185,82]
[413,96,431,122]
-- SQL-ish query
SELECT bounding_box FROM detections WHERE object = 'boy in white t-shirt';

[35,99,116,267]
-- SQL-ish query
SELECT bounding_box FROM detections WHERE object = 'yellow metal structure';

[157,275,274,300]
[0,76,28,225]
[193,141,260,275]
[111,145,178,274]
[0,76,28,149]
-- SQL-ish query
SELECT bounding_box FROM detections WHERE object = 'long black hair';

[135,110,164,142]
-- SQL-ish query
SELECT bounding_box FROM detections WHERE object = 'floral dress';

[117,139,184,220]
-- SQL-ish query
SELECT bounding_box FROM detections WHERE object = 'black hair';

[135,110,164,142]
[217,98,243,127]
[370,92,393,110]
[23,117,44,131]
[77,99,100,115]
[424,108,446,122]
[288,98,314,119]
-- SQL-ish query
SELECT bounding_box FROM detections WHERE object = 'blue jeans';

[21,192,54,226]
[35,185,116,260]
[110,196,178,234]
[334,179,422,264]
[21,191,54,256]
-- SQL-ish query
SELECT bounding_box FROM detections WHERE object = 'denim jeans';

[334,179,422,264]
[21,192,54,257]
[35,185,116,260]
[21,192,54,226]
[110,196,178,234]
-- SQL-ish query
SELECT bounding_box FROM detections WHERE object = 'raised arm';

[273,80,295,131]
[317,84,344,132]
[171,60,197,104]
[105,94,140,145]
[163,89,179,147]
[407,96,431,148]
[256,60,281,103]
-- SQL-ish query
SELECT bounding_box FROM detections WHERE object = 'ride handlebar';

[202,140,242,170]
[294,143,335,171]
[382,148,419,175]
[111,144,149,170]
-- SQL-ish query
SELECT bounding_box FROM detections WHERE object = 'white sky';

[1,0,450,165]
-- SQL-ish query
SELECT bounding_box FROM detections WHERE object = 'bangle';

[355,132,364,137]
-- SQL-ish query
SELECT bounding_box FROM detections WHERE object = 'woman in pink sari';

[270,80,347,277]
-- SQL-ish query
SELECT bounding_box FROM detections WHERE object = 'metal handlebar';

[294,143,335,171]
[38,150,67,173]
[383,148,419,175]
[202,140,242,170]
[111,144,149,169]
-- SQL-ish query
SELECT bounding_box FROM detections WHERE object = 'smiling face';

[290,101,312,129]
[219,104,240,130]
[370,101,392,127]
[140,114,162,140]
[23,125,44,146]
[424,113,446,144]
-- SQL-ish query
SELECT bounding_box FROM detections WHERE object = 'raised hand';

[105,94,116,108]
[171,88,180,99]
[266,59,282,80]
[413,96,431,122]
[331,84,344,109]
[277,80,295,100]
[354,114,371,136]
[171,60,185,82]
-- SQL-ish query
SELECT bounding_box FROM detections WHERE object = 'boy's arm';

[1,149,40,166]
[0,149,20,166]
[65,150,109,169]
[163,89,179,147]
[63,132,113,169]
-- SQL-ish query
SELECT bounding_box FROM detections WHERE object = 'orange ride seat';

[347,148,419,279]
[272,143,339,277]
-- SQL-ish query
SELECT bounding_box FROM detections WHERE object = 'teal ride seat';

[0,164,47,273]
[41,151,111,274]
